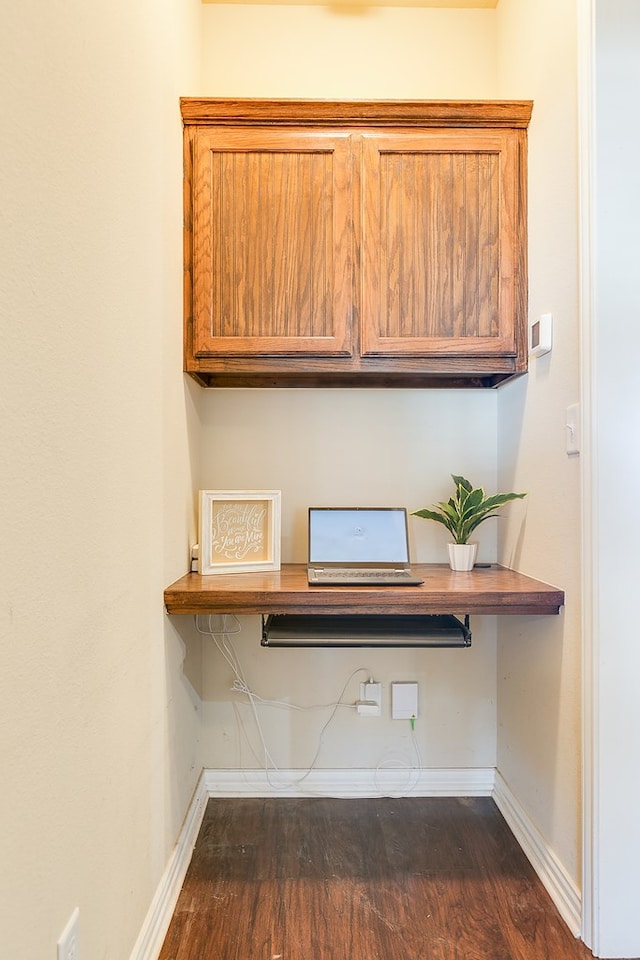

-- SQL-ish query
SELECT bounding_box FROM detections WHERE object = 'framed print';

[198,490,281,575]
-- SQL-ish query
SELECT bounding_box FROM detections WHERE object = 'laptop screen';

[308,507,410,564]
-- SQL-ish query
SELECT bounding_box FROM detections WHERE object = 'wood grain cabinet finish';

[191,127,354,359]
[181,99,532,388]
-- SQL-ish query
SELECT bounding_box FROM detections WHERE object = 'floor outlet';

[357,681,382,717]
[57,908,80,960]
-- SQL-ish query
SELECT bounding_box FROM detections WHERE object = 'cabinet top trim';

[180,98,533,128]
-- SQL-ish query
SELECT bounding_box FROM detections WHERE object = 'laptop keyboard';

[313,569,412,579]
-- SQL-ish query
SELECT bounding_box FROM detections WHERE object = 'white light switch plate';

[566,403,581,455]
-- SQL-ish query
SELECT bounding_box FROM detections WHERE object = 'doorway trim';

[577,0,597,950]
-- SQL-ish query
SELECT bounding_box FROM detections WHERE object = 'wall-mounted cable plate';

[391,681,418,720]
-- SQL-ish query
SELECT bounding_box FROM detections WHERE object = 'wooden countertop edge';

[163,564,564,617]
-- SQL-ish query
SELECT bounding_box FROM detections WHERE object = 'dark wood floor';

[159,796,595,960]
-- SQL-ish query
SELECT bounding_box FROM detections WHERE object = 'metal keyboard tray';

[261,613,471,647]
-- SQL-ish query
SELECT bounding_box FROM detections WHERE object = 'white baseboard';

[492,771,582,936]
[203,766,495,798]
[131,766,582,960]
[128,773,209,960]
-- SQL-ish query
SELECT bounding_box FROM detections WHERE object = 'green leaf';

[452,475,473,493]
[479,491,526,512]
[466,511,501,536]
[460,487,484,517]
[412,509,455,536]
[413,508,445,522]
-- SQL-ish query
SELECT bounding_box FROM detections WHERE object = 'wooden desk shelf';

[163,564,564,618]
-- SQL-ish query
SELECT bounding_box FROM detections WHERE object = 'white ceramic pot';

[448,542,478,571]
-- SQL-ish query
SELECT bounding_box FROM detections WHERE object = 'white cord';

[194,615,371,793]
[194,615,426,798]
[373,724,423,799]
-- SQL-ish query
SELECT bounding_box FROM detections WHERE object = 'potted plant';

[413,475,527,571]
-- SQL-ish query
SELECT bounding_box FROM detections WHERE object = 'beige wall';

[0,1,202,957]
[495,0,582,883]
[200,5,498,97]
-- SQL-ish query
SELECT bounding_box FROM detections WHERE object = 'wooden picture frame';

[198,490,281,575]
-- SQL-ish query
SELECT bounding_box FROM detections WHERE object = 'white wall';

[494,0,583,894]
[0,1,202,957]
[195,4,505,783]
[587,2,640,954]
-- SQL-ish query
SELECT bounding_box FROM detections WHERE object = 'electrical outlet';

[357,681,382,717]
[57,908,80,960]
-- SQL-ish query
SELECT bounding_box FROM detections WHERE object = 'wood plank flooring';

[159,797,595,960]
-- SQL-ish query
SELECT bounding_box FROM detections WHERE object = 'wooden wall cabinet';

[181,99,532,388]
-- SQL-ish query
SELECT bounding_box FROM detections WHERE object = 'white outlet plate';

[57,907,80,960]
[357,681,382,717]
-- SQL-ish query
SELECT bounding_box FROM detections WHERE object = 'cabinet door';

[361,130,521,358]
[192,127,354,357]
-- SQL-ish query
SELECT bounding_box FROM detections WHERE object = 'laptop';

[307,507,424,586]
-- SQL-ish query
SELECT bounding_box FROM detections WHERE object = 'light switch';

[566,403,580,456]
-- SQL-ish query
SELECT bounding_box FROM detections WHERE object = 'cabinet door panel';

[192,128,354,357]
[361,131,518,357]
